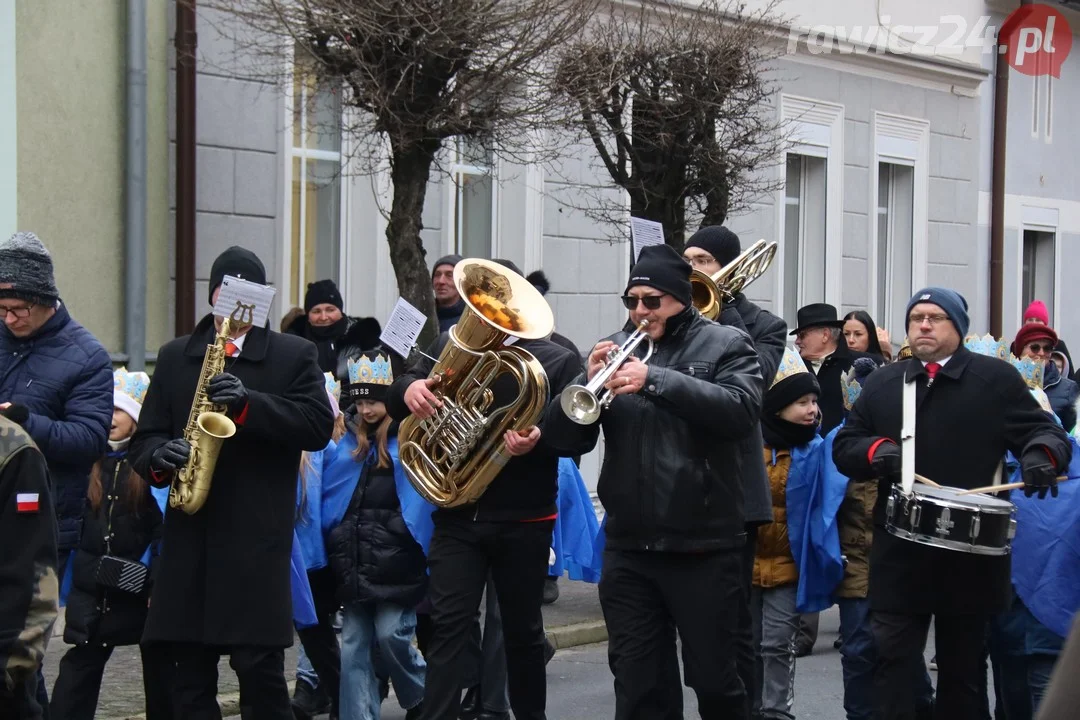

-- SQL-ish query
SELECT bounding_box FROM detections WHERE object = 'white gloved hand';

[549,547,556,567]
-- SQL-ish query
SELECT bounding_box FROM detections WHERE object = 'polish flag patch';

[16,493,39,513]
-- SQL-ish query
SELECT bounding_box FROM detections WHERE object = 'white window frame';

[1016,205,1062,327]
[870,111,929,333]
[280,52,349,311]
[442,137,501,258]
[777,95,844,314]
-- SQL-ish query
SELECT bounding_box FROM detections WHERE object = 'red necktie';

[926,362,941,380]
[225,342,239,357]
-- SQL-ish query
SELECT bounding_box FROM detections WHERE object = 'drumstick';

[956,475,1071,496]
[914,473,943,488]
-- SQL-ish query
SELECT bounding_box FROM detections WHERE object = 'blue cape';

[551,458,602,583]
[294,444,333,571]
[784,432,846,613]
[290,529,318,628]
[1009,434,1080,638]
[321,433,436,555]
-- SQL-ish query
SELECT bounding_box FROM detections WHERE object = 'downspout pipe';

[175,0,197,335]
[125,0,147,370]
[989,24,1008,338]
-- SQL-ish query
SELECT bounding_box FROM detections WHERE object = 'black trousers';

[600,548,748,720]
[461,574,510,713]
[736,526,759,710]
[50,642,176,720]
[420,515,554,720]
[0,669,42,720]
[166,643,292,720]
[872,612,989,720]
[295,567,341,713]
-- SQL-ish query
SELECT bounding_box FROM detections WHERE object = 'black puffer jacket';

[64,452,163,647]
[545,307,763,552]
[326,412,427,607]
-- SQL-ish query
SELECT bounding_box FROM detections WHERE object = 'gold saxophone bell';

[689,239,778,321]
[398,259,555,508]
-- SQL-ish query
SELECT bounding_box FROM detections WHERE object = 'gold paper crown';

[771,347,810,389]
[897,337,912,360]
[348,352,394,387]
[1009,355,1045,390]
[841,365,862,412]
[113,367,150,405]
[963,333,1010,361]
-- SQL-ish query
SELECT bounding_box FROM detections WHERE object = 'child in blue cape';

[322,347,434,720]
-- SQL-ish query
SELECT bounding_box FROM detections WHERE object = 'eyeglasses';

[0,305,33,320]
[908,313,950,326]
[621,294,666,310]
[1026,342,1054,354]
[684,255,717,269]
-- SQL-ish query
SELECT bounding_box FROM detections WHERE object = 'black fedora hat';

[789,303,845,335]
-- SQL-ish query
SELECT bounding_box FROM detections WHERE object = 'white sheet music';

[380,298,428,359]
[212,276,276,328]
[630,217,665,261]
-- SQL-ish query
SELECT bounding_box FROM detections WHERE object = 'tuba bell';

[398,259,554,508]
[689,239,778,320]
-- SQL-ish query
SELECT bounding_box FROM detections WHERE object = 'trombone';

[689,239,778,321]
[559,320,654,425]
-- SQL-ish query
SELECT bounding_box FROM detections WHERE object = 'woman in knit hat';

[1012,323,1079,432]
[752,349,822,719]
[1024,300,1075,379]
[51,369,172,720]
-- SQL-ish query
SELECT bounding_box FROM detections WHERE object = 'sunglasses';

[1026,342,1054,354]
[621,294,666,310]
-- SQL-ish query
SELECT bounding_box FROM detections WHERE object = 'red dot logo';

[1001,4,1073,78]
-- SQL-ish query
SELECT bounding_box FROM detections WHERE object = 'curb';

[104,619,607,720]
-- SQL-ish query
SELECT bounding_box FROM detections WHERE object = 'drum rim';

[888,484,1015,513]
[884,522,1012,556]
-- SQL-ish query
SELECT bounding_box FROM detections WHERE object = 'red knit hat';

[1011,323,1057,357]
[1024,300,1050,325]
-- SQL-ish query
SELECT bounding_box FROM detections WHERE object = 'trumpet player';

[545,244,763,719]
[129,247,335,720]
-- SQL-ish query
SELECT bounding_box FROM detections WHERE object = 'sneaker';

[929,654,938,671]
[542,577,560,605]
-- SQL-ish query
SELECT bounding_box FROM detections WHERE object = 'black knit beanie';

[763,372,821,417]
[305,279,344,313]
[685,226,742,267]
[626,245,692,306]
[208,246,267,303]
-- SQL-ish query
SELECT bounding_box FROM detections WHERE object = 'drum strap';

[901,371,916,495]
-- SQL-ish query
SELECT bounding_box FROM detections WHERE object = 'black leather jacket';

[545,308,763,552]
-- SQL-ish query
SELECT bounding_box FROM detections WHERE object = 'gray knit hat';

[0,232,59,306]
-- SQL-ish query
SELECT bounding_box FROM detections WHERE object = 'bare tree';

[552,0,787,248]
[208,0,596,342]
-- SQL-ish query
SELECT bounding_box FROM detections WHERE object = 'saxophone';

[168,304,250,514]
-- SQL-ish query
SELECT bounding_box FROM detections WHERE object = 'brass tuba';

[690,239,778,320]
[398,259,555,508]
[168,303,250,514]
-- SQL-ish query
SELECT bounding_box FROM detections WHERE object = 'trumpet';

[559,320,654,425]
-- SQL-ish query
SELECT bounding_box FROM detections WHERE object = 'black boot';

[460,686,481,720]
[542,577,560,604]
[292,678,331,718]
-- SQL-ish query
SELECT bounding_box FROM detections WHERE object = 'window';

[876,162,915,336]
[449,135,495,258]
[288,69,343,307]
[782,153,828,323]
[1022,229,1056,313]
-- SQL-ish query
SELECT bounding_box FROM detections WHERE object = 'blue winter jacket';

[0,303,112,549]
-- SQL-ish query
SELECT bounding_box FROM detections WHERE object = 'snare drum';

[885,485,1017,556]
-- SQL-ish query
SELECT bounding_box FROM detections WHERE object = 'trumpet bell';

[560,384,601,425]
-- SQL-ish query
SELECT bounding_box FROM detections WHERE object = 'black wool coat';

[833,348,1071,615]
[811,343,878,436]
[130,316,335,647]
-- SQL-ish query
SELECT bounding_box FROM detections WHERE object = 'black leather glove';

[151,438,191,473]
[1,403,29,425]
[1021,447,1059,499]
[207,373,248,414]
[870,442,902,481]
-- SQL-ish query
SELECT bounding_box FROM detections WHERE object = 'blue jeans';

[838,598,877,720]
[296,645,319,688]
[340,601,426,720]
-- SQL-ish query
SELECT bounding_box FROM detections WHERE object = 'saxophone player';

[129,247,335,720]
[544,244,763,719]
[387,259,582,720]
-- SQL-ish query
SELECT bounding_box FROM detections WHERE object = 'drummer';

[832,287,1071,720]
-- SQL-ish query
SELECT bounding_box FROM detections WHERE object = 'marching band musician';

[386,257,582,720]
[833,287,1071,720]
[545,244,763,719]
[129,246,335,719]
